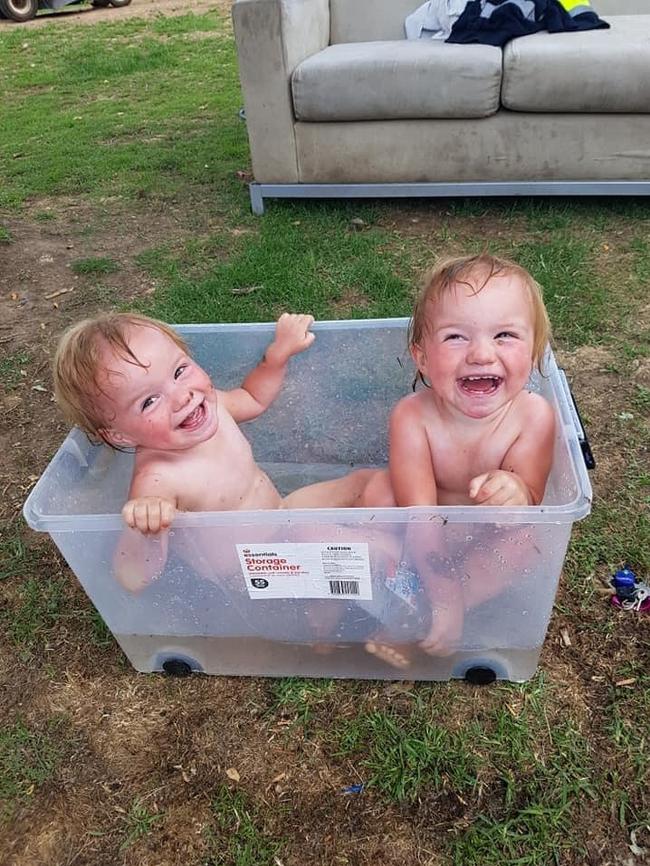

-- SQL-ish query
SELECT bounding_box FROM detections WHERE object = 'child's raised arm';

[222,313,315,422]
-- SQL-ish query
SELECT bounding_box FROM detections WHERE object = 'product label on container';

[236,543,372,600]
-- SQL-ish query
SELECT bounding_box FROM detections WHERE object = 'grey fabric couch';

[232,0,650,213]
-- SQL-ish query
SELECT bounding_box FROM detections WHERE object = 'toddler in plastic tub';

[362,252,556,667]
[53,312,384,592]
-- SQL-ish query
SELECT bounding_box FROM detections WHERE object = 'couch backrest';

[329,0,648,45]
[330,0,422,43]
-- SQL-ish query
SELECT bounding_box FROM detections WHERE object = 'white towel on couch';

[405,0,471,40]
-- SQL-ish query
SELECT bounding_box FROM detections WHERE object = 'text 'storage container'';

[23,319,592,682]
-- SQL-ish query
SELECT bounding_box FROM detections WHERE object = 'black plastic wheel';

[0,0,38,22]
[162,658,193,677]
[464,665,497,685]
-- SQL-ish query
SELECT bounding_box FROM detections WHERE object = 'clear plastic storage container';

[23,319,592,682]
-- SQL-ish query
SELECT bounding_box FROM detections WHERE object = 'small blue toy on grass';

[610,567,650,612]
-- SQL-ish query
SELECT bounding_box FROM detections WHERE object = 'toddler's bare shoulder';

[518,391,555,429]
[391,391,429,423]
[131,455,181,495]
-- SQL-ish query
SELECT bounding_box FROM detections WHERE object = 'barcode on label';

[329,579,360,596]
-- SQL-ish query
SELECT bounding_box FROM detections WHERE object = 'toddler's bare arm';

[114,471,178,589]
[388,396,438,505]
[223,313,315,422]
[469,395,555,506]
[113,525,169,592]
[122,469,178,533]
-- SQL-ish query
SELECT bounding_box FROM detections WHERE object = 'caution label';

[236,542,372,600]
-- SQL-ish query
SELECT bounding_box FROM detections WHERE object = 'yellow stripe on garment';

[559,0,591,10]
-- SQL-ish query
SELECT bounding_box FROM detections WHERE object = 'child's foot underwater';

[365,638,415,669]
[364,598,465,668]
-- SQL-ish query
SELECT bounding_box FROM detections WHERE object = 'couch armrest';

[233,0,330,183]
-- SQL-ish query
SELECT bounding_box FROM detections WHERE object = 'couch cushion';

[292,41,502,122]
[503,16,650,112]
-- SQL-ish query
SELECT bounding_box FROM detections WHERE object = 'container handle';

[556,368,595,470]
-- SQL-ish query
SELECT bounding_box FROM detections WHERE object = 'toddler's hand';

[270,313,315,363]
[122,496,175,534]
[468,470,530,506]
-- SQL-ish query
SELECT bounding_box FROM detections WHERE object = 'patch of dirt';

[0,195,223,494]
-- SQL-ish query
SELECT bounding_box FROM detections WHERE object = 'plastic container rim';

[23,317,593,532]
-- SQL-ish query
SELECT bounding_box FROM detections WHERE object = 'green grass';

[204,786,283,866]
[0,533,39,581]
[632,384,650,412]
[270,678,337,727]
[0,225,11,242]
[5,576,67,647]
[0,11,246,211]
[563,500,650,601]
[336,706,480,803]
[0,720,61,823]
[513,237,606,347]
[119,797,164,851]
[0,351,30,390]
[605,676,649,792]
[138,206,413,323]
[328,678,604,864]
[2,568,116,656]
[71,256,119,275]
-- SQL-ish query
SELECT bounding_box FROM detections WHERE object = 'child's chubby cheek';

[206,382,217,407]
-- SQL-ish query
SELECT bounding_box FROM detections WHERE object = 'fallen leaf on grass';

[226,767,240,782]
[559,627,572,647]
[615,678,636,687]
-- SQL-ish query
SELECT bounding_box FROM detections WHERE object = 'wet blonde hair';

[408,252,550,379]
[53,312,188,446]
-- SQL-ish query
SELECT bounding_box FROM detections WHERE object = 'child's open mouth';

[179,401,206,430]
[458,375,503,396]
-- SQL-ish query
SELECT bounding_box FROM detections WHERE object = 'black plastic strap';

[568,387,596,470]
